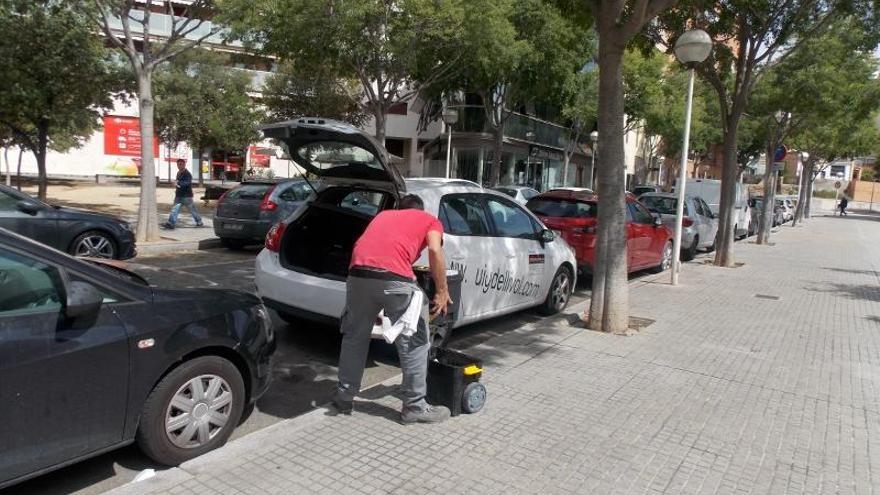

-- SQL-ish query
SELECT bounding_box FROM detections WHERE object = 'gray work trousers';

[336,275,430,412]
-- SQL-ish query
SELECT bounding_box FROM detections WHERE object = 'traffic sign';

[773,162,785,172]
[834,181,842,189]
[774,145,787,162]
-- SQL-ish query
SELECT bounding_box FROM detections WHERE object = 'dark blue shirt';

[175,169,193,199]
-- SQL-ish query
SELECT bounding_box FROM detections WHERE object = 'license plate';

[225,223,244,231]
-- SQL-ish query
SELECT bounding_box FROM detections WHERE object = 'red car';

[526,189,673,275]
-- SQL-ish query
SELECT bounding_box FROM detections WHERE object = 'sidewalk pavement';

[108,213,880,495]
[22,183,222,255]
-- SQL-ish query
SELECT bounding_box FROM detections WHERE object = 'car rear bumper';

[254,249,346,320]
[214,217,273,240]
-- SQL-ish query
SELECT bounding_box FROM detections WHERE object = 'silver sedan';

[639,192,719,261]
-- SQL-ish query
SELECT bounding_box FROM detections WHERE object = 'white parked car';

[492,186,540,204]
[254,118,577,331]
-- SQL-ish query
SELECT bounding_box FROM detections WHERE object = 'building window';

[388,102,407,115]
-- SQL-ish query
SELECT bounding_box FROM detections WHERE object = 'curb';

[136,237,222,256]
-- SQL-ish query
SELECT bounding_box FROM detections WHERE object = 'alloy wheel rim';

[165,374,233,449]
[552,271,570,310]
[662,244,673,270]
[75,235,114,258]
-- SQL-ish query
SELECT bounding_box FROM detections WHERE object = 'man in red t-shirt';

[333,194,452,424]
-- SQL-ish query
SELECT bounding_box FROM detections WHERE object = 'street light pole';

[671,29,712,286]
[442,108,459,179]
[589,130,598,190]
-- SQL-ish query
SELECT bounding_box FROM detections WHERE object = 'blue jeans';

[168,197,202,226]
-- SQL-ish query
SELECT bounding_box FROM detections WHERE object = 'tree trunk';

[757,140,776,245]
[35,122,49,201]
[792,161,810,226]
[3,147,9,187]
[562,152,570,187]
[373,109,387,145]
[713,126,739,267]
[588,35,629,334]
[136,71,160,243]
[491,126,503,186]
[16,148,22,190]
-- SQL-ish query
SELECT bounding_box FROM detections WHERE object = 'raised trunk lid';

[261,118,405,197]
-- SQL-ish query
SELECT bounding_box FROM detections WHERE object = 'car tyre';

[682,235,698,262]
[220,237,248,250]
[137,356,245,466]
[71,230,117,259]
[538,266,573,316]
[653,241,674,273]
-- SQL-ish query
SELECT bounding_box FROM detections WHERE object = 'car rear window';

[526,198,596,218]
[494,188,517,198]
[641,196,689,216]
[226,184,273,200]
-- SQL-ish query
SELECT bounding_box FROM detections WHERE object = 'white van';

[674,178,750,239]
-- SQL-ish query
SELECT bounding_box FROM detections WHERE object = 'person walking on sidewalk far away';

[162,159,203,229]
[838,196,849,216]
[333,194,452,424]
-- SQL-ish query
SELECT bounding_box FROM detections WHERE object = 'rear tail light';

[682,217,694,227]
[265,222,286,252]
[259,185,278,211]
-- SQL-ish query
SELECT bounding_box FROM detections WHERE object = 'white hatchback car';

[254,118,577,331]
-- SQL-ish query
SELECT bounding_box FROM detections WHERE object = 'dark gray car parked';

[0,184,135,259]
[0,228,275,489]
[213,179,314,248]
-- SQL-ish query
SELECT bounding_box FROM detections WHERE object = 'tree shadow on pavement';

[806,283,880,303]
[822,267,880,277]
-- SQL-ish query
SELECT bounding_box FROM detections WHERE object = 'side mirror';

[539,229,555,243]
[65,281,103,327]
[653,214,663,227]
[16,200,43,215]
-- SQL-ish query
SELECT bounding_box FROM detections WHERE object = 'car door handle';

[506,254,516,259]
[450,255,465,260]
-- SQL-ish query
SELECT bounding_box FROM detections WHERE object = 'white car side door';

[437,194,511,321]
[483,195,549,310]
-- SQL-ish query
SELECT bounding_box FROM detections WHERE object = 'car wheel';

[653,241,674,273]
[137,356,245,466]
[682,235,698,262]
[71,230,117,259]
[538,266,573,316]
[220,237,248,250]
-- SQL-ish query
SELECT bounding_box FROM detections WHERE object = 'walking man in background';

[162,159,203,229]
[838,196,849,216]
[334,194,452,424]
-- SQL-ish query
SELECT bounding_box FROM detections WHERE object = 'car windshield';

[640,196,686,215]
[527,198,596,218]
[227,183,273,200]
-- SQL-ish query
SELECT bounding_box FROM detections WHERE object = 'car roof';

[640,192,699,200]
[406,178,482,188]
[533,189,598,202]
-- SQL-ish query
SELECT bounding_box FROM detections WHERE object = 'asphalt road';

[7,246,591,495]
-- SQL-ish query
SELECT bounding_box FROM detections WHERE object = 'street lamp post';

[442,108,459,179]
[671,29,712,286]
[589,130,598,190]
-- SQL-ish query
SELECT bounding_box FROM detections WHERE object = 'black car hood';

[52,205,126,224]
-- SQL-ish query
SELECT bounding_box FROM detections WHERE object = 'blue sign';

[774,145,787,162]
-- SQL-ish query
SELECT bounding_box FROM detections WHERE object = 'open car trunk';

[280,187,395,280]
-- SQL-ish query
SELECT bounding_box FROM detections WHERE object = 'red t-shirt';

[350,209,444,279]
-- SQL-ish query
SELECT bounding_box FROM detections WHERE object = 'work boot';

[330,398,353,415]
[160,222,174,230]
[400,405,450,424]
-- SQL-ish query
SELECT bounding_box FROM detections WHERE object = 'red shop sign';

[103,116,159,157]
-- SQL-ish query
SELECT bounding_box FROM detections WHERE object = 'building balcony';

[106,11,243,49]
[449,105,575,151]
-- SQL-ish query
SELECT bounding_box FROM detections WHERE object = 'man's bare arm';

[426,230,451,315]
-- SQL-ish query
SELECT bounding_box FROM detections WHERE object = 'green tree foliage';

[454,0,590,186]
[262,62,369,127]
[154,49,261,184]
[0,0,129,199]
[219,0,466,142]
[654,0,868,266]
